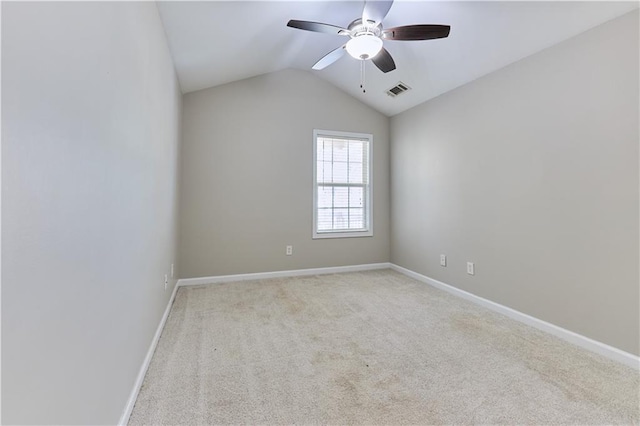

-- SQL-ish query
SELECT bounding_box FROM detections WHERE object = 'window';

[313,129,372,239]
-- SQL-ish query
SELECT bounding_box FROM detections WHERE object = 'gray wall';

[180,69,390,278]
[2,2,181,424]
[390,11,639,355]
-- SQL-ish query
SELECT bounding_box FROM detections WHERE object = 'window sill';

[313,230,373,239]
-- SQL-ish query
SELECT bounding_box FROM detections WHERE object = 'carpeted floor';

[129,269,639,425]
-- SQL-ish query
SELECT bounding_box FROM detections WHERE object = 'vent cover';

[386,82,411,97]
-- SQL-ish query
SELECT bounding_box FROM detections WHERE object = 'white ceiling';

[157,1,638,116]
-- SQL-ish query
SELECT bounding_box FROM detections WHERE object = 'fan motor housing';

[347,18,382,38]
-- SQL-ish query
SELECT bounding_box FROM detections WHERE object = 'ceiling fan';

[287,0,451,74]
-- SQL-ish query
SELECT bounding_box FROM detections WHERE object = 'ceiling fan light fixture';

[288,0,450,74]
[346,34,383,60]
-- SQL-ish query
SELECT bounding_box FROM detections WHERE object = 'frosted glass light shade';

[346,35,383,60]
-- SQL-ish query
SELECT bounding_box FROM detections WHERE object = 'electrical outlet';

[286,245,293,256]
[440,254,447,267]
[171,263,174,278]
[164,274,168,290]
[467,262,475,276]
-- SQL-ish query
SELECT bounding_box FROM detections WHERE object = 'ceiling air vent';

[386,82,411,97]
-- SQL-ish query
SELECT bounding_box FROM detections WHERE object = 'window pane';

[334,187,348,208]
[348,163,363,184]
[348,142,363,163]
[332,140,348,162]
[333,162,348,183]
[318,161,332,183]
[349,208,364,229]
[319,139,332,161]
[349,187,363,207]
[317,208,333,230]
[362,161,369,184]
[333,208,349,229]
[318,186,333,208]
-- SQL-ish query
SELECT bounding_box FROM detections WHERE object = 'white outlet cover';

[440,255,447,267]
[467,262,475,275]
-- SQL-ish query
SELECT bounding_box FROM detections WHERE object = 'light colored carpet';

[129,269,639,425]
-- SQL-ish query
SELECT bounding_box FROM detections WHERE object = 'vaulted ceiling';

[157,1,637,116]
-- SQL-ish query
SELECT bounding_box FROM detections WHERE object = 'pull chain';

[360,60,366,93]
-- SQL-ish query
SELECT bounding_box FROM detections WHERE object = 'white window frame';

[312,129,373,239]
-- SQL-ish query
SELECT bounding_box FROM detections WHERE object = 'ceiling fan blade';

[312,45,347,70]
[362,0,394,26]
[287,20,350,36]
[372,47,396,73]
[382,25,451,41]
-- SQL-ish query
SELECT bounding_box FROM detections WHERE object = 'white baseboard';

[118,281,180,426]
[390,263,640,370]
[177,262,392,287]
